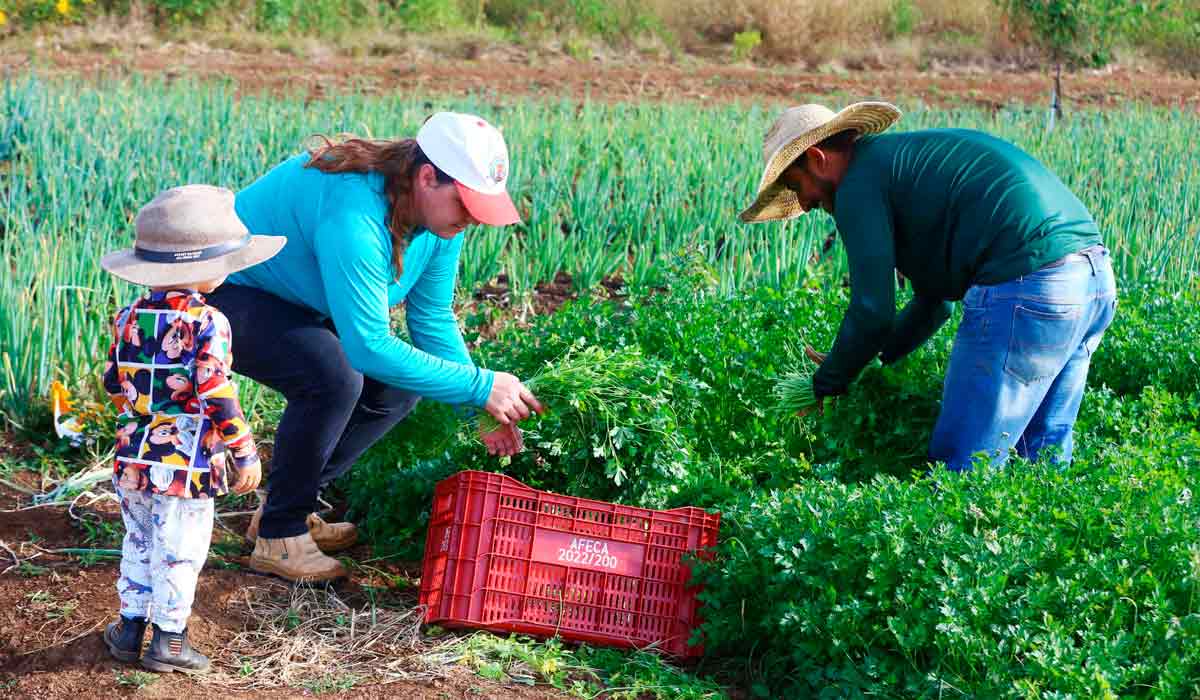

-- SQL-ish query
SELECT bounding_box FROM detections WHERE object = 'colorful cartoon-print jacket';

[102,290,260,498]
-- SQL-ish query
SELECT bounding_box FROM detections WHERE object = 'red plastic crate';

[419,470,721,657]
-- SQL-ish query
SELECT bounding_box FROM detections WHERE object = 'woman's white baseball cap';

[417,112,521,226]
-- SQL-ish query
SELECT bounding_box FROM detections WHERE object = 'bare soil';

[0,477,573,700]
[1,41,1199,108]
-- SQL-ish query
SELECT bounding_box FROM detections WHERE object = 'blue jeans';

[929,246,1116,471]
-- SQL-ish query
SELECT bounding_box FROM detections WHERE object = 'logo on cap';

[488,156,508,185]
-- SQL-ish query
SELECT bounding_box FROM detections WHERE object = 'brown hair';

[305,135,454,277]
[788,129,860,171]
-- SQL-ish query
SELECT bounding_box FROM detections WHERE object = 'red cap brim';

[456,182,521,226]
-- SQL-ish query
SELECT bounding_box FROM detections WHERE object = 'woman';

[208,112,543,582]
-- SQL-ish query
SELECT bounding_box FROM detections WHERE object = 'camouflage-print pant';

[114,484,214,633]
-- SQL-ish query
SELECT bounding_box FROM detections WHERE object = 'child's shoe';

[103,615,148,662]
[141,624,210,674]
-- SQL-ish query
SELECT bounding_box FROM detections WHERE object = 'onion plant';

[2,77,1197,428]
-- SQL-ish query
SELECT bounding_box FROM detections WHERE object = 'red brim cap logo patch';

[489,156,508,185]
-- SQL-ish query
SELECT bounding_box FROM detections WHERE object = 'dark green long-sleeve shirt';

[812,128,1103,398]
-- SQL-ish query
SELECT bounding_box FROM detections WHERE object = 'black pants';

[206,284,419,539]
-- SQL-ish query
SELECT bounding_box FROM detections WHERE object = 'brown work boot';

[245,504,358,554]
[249,532,347,582]
[305,513,358,552]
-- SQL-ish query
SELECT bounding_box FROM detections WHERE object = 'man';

[741,102,1116,471]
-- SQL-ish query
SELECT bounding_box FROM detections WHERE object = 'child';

[99,185,285,673]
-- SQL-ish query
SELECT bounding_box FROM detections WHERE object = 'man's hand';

[231,462,262,495]
[796,396,835,418]
[799,346,836,416]
[480,422,525,457]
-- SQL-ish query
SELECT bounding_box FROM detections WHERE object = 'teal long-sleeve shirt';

[230,153,494,407]
[813,129,1103,397]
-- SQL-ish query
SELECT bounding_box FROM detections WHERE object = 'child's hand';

[231,462,262,495]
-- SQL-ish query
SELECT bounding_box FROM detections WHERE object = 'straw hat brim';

[100,235,286,287]
[739,102,902,224]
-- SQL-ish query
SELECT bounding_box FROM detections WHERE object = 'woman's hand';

[480,423,525,457]
[484,372,543,425]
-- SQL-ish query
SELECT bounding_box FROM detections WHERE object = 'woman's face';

[412,164,478,239]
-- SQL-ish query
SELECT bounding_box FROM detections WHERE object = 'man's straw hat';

[740,102,902,223]
[102,185,285,287]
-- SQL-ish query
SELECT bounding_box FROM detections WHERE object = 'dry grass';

[205,581,439,690]
[650,0,1003,63]
[7,0,1191,72]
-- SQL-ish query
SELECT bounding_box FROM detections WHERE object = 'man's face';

[778,160,838,214]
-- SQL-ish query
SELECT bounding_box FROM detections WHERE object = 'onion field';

[2,78,1198,425]
[3,76,1200,697]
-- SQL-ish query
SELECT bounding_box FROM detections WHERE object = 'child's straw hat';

[102,185,285,286]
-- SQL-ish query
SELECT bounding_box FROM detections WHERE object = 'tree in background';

[995,0,1164,120]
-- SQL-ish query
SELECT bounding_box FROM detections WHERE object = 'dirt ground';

[0,474,573,700]
[1,40,1199,108]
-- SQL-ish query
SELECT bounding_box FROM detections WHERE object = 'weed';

[25,590,51,604]
[114,670,158,689]
[731,30,762,61]
[16,562,49,577]
[299,672,361,694]
[78,518,122,548]
[433,633,725,699]
[25,590,77,621]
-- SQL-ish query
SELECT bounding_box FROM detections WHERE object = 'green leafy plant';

[114,670,158,689]
[16,561,50,576]
[731,29,761,61]
[299,672,361,694]
[148,0,225,27]
[77,517,122,548]
[773,369,816,416]
[696,430,1200,697]
[434,633,725,699]
[397,0,465,31]
[477,343,689,487]
[889,0,921,37]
